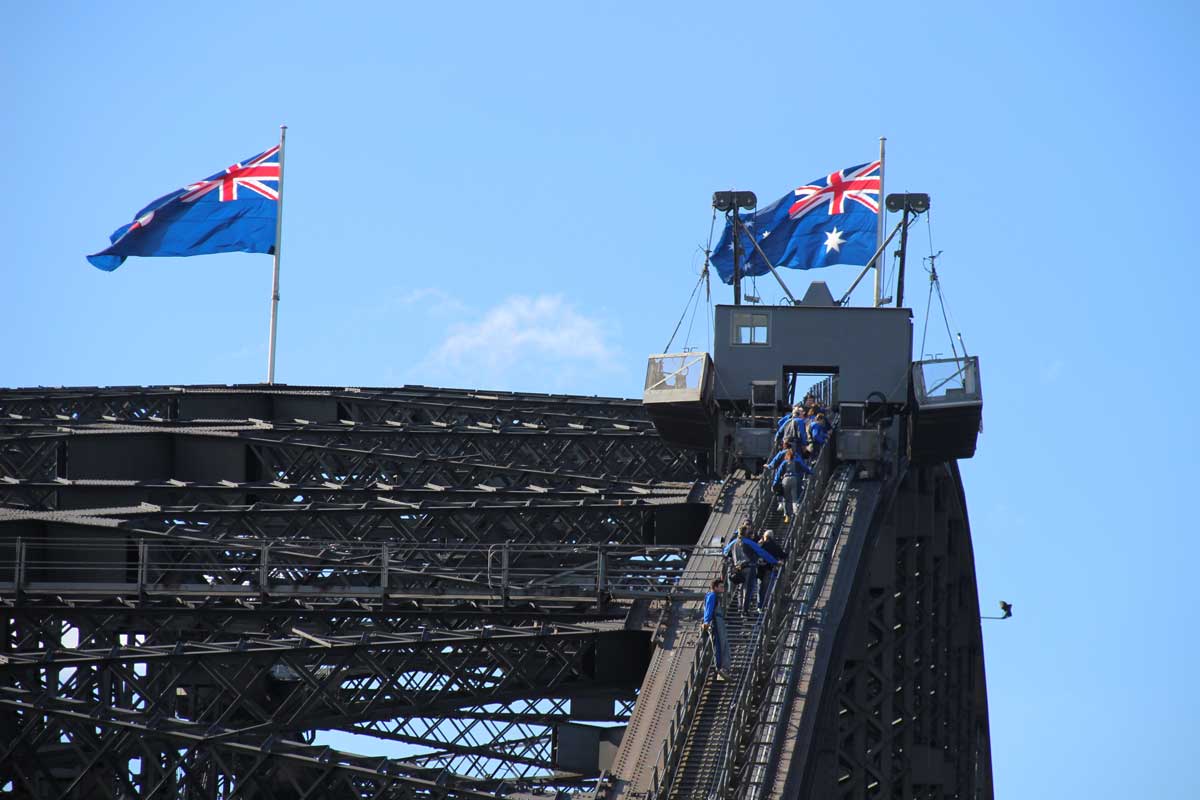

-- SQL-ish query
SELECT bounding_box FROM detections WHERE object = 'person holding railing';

[767,446,812,524]
[775,404,808,454]
[775,403,800,433]
[808,412,830,456]
[702,577,731,682]
[723,523,778,614]
[756,529,788,609]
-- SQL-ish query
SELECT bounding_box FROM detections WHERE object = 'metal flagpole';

[266,125,287,385]
[839,217,906,306]
[874,136,886,307]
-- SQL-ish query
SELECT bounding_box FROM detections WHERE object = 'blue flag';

[87,145,281,271]
[710,161,881,285]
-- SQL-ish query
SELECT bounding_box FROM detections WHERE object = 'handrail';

[704,441,837,800]
[738,463,854,800]
[647,627,714,799]
[634,477,741,800]
[645,353,710,393]
[0,539,724,604]
[648,434,838,800]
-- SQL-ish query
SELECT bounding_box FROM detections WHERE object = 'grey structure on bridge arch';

[713,302,914,407]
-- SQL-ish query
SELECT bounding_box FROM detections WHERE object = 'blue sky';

[3,2,1197,795]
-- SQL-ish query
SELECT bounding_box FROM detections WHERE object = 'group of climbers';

[767,394,830,523]
[773,393,831,458]
[702,393,834,678]
[724,522,784,613]
[703,523,789,678]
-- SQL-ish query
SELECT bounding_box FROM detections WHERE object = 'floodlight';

[713,190,757,211]
[886,193,931,213]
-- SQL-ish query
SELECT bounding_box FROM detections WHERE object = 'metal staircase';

[656,449,841,800]
[665,610,758,800]
[738,464,855,800]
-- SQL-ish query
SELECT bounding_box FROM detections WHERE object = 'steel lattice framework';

[0,385,706,799]
[0,383,995,799]
[807,463,992,797]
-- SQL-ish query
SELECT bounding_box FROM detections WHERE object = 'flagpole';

[873,136,886,307]
[266,125,287,385]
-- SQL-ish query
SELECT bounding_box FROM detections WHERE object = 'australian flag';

[87,145,281,271]
[710,161,880,284]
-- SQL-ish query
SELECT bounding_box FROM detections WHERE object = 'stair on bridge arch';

[667,611,759,800]
[666,498,797,799]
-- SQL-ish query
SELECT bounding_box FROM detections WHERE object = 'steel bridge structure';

[0,384,993,799]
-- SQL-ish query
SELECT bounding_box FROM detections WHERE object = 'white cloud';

[393,287,467,317]
[421,294,624,393]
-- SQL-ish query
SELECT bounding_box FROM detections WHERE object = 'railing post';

[380,543,389,603]
[14,538,25,599]
[138,539,148,598]
[260,544,270,597]
[597,546,608,603]
[501,541,511,606]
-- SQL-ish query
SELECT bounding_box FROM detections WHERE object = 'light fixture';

[713,190,757,211]
[886,192,930,214]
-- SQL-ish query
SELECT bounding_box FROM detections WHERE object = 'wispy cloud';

[415,294,625,393]
[394,287,468,317]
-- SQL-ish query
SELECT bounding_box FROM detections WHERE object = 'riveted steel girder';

[0,385,693,797]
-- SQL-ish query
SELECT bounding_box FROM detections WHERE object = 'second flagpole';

[266,124,287,385]
[874,136,886,307]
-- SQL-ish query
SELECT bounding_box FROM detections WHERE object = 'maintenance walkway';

[600,476,758,798]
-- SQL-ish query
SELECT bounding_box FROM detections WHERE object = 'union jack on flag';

[180,146,280,203]
[788,161,881,220]
[88,143,283,271]
[710,160,882,284]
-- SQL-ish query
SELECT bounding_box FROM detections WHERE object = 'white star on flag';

[823,227,846,253]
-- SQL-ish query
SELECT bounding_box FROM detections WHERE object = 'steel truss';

[0,480,691,513]
[1,599,643,797]
[0,385,705,797]
[0,385,654,430]
[2,498,668,547]
[0,535,708,607]
[801,462,993,798]
[0,426,696,487]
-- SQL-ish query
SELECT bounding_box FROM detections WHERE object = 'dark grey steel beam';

[0,476,693,512]
[0,427,701,486]
[1,623,644,756]
[0,384,704,795]
[0,693,505,800]
[0,383,654,429]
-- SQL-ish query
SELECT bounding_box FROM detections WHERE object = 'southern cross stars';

[823,227,846,253]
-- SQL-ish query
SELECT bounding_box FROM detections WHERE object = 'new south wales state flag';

[710,161,880,284]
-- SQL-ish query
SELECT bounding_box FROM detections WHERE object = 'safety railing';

[703,440,837,800]
[0,539,723,604]
[737,461,854,800]
[618,476,741,800]
[806,374,838,413]
[644,627,715,799]
[643,437,837,800]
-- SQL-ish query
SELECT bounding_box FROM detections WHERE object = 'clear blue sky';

[3,2,1196,795]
